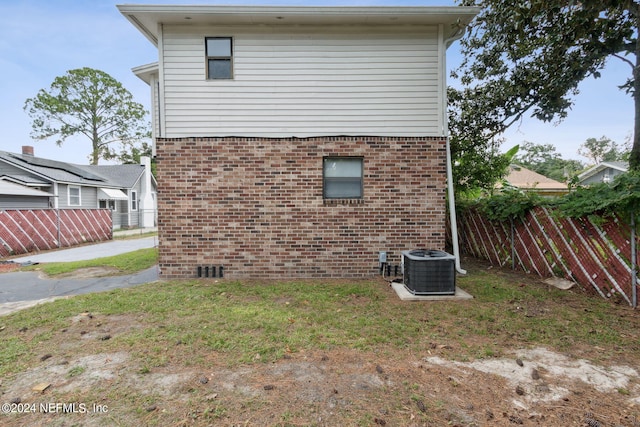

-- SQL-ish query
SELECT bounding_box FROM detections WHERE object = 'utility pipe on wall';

[443,25,468,275]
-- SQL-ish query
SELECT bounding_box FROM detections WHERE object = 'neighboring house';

[119,5,478,279]
[0,179,52,210]
[0,146,157,229]
[499,165,569,196]
[578,161,628,186]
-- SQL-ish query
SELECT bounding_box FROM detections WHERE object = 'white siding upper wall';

[159,24,442,138]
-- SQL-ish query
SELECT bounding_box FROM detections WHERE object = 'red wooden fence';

[458,206,639,306]
[0,209,112,258]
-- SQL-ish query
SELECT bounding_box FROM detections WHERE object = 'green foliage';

[578,136,630,164]
[25,248,158,277]
[118,140,157,177]
[448,97,516,194]
[559,171,640,221]
[453,0,640,172]
[476,186,543,222]
[514,141,584,183]
[462,171,640,226]
[24,67,149,165]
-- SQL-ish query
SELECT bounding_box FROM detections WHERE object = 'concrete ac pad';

[391,282,473,301]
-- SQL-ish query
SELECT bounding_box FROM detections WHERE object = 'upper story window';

[323,157,363,199]
[68,186,81,206]
[206,37,233,79]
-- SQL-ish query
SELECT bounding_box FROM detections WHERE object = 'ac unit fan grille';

[403,250,456,295]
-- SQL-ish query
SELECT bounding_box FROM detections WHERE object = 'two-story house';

[119,5,478,279]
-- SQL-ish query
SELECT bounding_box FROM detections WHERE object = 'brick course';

[156,136,447,279]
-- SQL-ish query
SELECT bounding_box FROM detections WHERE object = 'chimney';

[22,146,34,156]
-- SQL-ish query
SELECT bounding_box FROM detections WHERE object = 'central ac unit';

[402,249,456,295]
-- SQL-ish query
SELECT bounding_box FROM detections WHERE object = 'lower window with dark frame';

[99,200,117,211]
[323,157,363,199]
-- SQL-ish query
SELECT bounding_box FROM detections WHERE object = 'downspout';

[444,25,467,275]
[446,137,465,274]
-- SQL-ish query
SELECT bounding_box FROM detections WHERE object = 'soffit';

[117,5,479,45]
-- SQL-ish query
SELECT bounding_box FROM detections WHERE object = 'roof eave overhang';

[132,62,159,85]
[117,5,480,46]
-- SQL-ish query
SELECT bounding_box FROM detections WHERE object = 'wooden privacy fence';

[457,206,639,307]
[0,209,112,258]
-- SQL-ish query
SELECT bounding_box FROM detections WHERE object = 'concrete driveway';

[11,236,157,263]
[1,236,159,316]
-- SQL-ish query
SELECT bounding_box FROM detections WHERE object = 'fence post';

[510,217,515,270]
[632,212,637,309]
[56,209,61,248]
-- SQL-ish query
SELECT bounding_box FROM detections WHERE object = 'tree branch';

[612,53,636,69]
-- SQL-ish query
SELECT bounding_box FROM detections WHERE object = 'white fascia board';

[132,62,159,85]
[117,5,479,45]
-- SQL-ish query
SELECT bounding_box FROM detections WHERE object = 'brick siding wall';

[156,136,447,279]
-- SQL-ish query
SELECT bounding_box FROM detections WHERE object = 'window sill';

[323,198,365,206]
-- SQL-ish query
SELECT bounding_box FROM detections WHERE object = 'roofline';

[0,175,52,187]
[0,180,54,197]
[0,154,55,184]
[117,4,480,46]
[577,161,629,180]
[132,62,158,85]
[0,151,148,190]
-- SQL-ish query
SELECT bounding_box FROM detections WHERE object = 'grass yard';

[1,253,639,426]
[22,248,157,277]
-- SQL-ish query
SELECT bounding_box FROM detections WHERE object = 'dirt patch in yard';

[2,340,639,426]
[52,267,121,279]
[0,262,20,273]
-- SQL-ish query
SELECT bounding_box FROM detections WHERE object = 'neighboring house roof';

[0,174,51,187]
[0,151,106,186]
[0,179,52,197]
[577,161,629,183]
[500,165,567,193]
[0,150,153,190]
[75,164,149,189]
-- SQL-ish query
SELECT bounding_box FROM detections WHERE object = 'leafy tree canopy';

[24,67,149,165]
[514,141,584,182]
[117,141,156,177]
[448,131,515,197]
[452,0,640,174]
[578,136,631,164]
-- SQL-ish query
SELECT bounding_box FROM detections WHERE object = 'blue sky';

[0,0,634,165]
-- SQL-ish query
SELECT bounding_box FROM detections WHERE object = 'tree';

[117,141,156,177]
[448,88,516,196]
[515,142,561,168]
[452,1,640,171]
[24,67,148,165]
[578,136,630,164]
[515,141,584,182]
